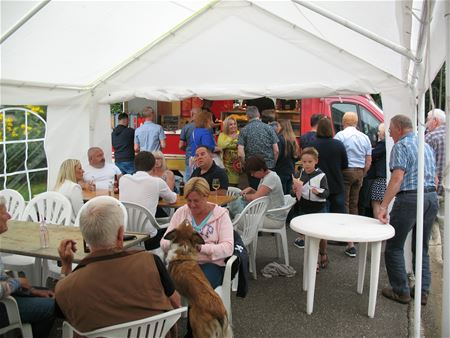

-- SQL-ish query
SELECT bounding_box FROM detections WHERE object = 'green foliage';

[0,105,48,200]
[110,103,123,115]
[425,63,446,112]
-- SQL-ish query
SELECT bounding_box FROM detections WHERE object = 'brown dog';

[164,220,232,338]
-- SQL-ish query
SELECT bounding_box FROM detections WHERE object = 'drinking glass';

[212,178,220,201]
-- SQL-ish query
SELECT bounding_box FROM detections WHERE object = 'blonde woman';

[151,151,175,191]
[160,177,233,288]
[218,116,241,186]
[274,119,300,194]
[54,159,84,223]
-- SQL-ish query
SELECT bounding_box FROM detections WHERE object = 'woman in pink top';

[160,177,234,288]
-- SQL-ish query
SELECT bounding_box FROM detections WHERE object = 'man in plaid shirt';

[425,108,446,258]
[378,114,438,306]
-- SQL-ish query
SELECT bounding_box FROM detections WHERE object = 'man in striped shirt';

[378,114,438,306]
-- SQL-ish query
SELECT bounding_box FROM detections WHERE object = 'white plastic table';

[290,213,394,318]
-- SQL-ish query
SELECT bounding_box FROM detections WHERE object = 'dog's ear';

[164,229,177,241]
[192,232,205,245]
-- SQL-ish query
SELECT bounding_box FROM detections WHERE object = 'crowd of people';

[0,102,446,335]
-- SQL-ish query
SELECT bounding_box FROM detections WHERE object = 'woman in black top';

[366,123,386,218]
[274,120,300,194]
[310,117,348,214]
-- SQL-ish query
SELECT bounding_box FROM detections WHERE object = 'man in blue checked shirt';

[378,114,438,306]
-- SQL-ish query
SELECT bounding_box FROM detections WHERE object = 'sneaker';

[382,287,411,304]
[294,238,305,249]
[345,246,357,257]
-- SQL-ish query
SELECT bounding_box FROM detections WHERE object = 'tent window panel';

[27,111,46,139]
[0,148,3,173]
[1,107,48,200]
[331,103,357,133]
[6,143,26,172]
[30,170,48,197]
[358,106,380,147]
[4,110,26,141]
[28,141,47,169]
[5,173,30,201]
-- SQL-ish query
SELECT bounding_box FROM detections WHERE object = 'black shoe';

[410,288,428,306]
[382,287,411,304]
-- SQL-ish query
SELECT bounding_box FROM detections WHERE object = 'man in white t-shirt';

[119,151,177,248]
[83,147,122,190]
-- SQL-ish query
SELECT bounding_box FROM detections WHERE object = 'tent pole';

[291,0,419,62]
[0,0,51,44]
[414,93,425,338]
[442,1,450,336]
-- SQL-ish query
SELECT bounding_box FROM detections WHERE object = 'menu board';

[162,115,180,131]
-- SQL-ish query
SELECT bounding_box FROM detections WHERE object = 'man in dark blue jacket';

[112,113,135,174]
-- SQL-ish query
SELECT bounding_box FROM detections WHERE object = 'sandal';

[319,252,329,269]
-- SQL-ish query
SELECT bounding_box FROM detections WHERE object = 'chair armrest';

[0,296,22,325]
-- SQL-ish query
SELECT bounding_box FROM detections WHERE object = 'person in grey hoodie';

[112,113,135,174]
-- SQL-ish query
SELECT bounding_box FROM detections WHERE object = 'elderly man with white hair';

[55,198,180,333]
[425,108,447,257]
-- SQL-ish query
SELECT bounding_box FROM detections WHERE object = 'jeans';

[325,192,346,214]
[115,161,135,175]
[14,295,55,338]
[199,263,225,289]
[342,168,364,215]
[384,191,438,294]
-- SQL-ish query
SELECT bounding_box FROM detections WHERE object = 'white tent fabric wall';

[0,1,448,333]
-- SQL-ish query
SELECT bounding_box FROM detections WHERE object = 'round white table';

[290,213,395,318]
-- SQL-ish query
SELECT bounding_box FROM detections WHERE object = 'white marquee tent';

[1,0,449,336]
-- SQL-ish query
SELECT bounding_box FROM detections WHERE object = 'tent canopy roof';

[0,0,446,103]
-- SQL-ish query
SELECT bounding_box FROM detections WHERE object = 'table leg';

[357,242,368,294]
[303,236,310,291]
[368,241,382,318]
[306,237,320,315]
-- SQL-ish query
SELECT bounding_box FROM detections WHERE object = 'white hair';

[0,196,6,207]
[427,109,446,123]
[80,199,123,247]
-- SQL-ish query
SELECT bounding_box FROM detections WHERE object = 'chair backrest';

[0,296,33,337]
[232,196,269,246]
[0,189,25,220]
[122,201,161,233]
[74,196,127,228]
[62,307,187,338]
[227,186,242,198]
[21,191,72,225]
[266,195,296,217]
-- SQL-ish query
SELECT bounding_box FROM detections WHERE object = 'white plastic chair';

[214,255,238,323]
[232,196,269,280]
[45,196,129,281]
[122,201,165,254]
[155,208,174,225]
[258,195,296,266]
[62,306,187,338]
[3,192,72,286]
[226,186,242,198]
[0,189,25,220]
[74,196,128,227]
[122,201,162,233]
[21,191,72,225]
[0,296,33,338]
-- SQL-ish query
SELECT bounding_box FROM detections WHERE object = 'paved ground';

[48,226,443,338]
[228,227,442,338]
